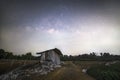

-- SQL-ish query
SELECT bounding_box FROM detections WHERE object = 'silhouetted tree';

[103,52,110,57]
[0,49,5,59]
[26,52,32,60]
[1,49,120,61]
[90,52,96,56]
[100,53,103,56]
[5,52,13,59]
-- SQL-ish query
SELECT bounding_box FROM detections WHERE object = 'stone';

[82,69,87,73]
[0,61,62,80]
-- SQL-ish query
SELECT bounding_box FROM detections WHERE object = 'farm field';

[29,61,95,80]
[0,60,38,75]
[87,61,120,80]
[0,60,96,80]
[1,60,119,80]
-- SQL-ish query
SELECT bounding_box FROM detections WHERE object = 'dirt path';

[32,61,95,80]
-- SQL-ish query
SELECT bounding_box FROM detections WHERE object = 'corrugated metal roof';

[36,48,63,55]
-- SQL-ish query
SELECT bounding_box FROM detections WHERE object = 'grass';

[73,61,105,69]
[87,62,120,80]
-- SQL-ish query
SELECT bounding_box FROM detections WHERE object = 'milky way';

[1,0,120,55]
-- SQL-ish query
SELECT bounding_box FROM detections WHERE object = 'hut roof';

[36,48,63,55]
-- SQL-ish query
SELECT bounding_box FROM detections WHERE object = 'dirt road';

[31,61,95,80]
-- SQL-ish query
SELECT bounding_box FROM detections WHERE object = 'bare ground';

[29,61,95,80]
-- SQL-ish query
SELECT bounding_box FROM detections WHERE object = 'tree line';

[60,52,120,61]
[0,49,35,60]
[0,49,120,61]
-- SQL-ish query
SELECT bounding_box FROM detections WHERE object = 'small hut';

[37,48,63,65]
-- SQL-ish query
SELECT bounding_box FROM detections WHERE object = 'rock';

[0,61,62,80]
[40,71,48,75]
[82,69,87,73]
[54,65,61,68]
[105,63,110,66]
[26,74,30,77]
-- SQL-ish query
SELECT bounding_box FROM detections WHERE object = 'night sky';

[1,0,120,55]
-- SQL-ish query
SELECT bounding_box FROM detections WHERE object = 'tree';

[0,49,5,59]
[6,52,13,59]
[90,52,96,56]
[100,53,103,56]
[103,52,110,57]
